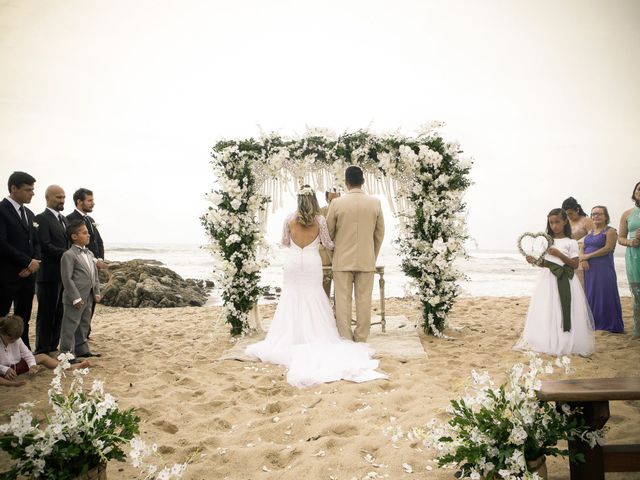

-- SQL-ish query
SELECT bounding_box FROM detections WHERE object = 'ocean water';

[106,243,630,304]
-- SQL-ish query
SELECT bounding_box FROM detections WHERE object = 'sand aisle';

[1,297,638,479]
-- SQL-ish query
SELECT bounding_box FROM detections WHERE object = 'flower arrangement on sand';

[386,353,604,479]
[0,353,187,480]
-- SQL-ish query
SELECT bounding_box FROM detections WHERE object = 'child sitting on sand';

[514,208,595,356]
[0,315,90,386]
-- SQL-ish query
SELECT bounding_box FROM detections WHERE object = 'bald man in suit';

[34,185,69,354]
[326,166,384,342]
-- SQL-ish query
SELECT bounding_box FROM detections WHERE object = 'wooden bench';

[536,377,640,480]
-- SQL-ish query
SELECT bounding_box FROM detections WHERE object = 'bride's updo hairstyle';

[297,185,320,227]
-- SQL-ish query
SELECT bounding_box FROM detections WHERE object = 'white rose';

[227,234,241,245]
[230,198,242,211]
[208,192,223,205]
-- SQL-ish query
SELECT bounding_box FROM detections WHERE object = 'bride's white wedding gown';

[245,214,387,388]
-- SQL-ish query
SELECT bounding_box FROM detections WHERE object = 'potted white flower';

[0,354,186,480]
[397,353,604,479]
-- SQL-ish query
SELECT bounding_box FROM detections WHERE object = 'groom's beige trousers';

[333,271,375,342]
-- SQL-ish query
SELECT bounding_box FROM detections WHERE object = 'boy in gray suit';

[59,220,101,360]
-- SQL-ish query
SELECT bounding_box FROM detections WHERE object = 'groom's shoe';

[77,351,102,358]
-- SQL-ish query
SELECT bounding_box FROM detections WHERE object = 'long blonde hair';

[296,185,320,227]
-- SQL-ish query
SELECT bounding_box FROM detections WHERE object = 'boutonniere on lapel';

[92,222,98,228]
[32,222,39,229]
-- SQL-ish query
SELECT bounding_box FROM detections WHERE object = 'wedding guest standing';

[619,181,640,337]
[514,208,594,356]
[67,188,105,336]
[580,206,624,333]
[0,172,40,350]
[327,166,384,342]
[34,185,69,354]
[66,188,105,269]
[319,189,340,297]
[562,197,594,288]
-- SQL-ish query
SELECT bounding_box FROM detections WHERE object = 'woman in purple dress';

[580,206,624,333]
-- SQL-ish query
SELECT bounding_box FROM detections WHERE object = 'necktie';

[84,216,93,234]
[19,206,28,227]
[58,214,66,229]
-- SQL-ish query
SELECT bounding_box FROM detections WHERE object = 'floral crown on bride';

[298,185,315,196]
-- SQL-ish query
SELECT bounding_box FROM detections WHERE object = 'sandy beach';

[1,297,638,480]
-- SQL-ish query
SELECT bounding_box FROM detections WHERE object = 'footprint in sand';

[208,398,232,408]
[607,416,625,425]
[328,423,359,437]
[377,382,399,392]
[207,417,233,431]
[224,383,250,393]
[158,445,175,454]
[264,450,287,468]
[264,401,286,414]
[323,438,342,450]
[153,420,179,434]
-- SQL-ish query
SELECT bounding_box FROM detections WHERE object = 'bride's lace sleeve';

[317,216,334,250]
[281,213,296,246]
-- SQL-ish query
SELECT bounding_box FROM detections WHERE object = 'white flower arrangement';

[202,127,472,336]
[388,353,605,479]
[0,353,187,480]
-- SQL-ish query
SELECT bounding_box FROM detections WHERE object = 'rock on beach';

[99,260,212,308]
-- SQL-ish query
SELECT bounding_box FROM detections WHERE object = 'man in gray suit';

[59,220,101,360]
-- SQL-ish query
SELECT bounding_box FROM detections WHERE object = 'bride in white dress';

[245,185,387,388]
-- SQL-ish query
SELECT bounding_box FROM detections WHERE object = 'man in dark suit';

[66,188,105,268]
[0,171,40,349]
[66,188,105,333]
[34,185,69,354]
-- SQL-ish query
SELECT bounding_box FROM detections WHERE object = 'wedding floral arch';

[202,124,472,337]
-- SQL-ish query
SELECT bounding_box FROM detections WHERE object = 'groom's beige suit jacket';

[326,188,384,272]
[326,188,384,341]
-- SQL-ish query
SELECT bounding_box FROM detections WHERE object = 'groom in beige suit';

[326,166,384,342]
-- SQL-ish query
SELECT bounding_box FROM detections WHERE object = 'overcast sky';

[1,0,638,251]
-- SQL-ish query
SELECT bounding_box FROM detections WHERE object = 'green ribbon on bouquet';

[543,260,574,332]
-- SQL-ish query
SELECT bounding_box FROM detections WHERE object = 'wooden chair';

[536,377,640,480]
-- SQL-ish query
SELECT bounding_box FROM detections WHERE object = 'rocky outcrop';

[99,260,213,308]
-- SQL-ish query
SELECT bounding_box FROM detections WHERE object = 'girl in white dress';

[515,208,595,356]
[245,186,387,388]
